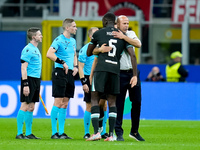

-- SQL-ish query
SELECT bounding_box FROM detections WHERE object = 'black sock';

[99,107,104,128]
[108,107,117,137]
[91,106,100,134]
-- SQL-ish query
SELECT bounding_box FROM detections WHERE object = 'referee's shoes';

[16,133,41,139]
[51,133,73,139]
[51,133,60,139]
[59,133,73,139]
[15,134,25,139]
[129,132,145,141]
[83,133,90,139]
[25,134,41,139]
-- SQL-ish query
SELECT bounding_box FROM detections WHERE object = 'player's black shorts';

[20,76,40,103]
[83,75,107,103]
[100,93,107,100]
[92,71,120,95]
[52,68,75,98]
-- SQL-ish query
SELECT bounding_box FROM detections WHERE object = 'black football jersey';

[90,27,132,75]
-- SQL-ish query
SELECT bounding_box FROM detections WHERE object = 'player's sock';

[84,111,91,134]
[58,108,67,135]
[51,105,59,135]
[99,107,104,129]
[91,106,100,134]
[108,107,117,137]
[25,111,33,136]
[17,109,25,135]
[102,110,108,135]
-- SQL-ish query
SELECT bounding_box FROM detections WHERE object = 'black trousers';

[115,70,141,136]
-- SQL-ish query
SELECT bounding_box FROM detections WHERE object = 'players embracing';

[86,12,137,141]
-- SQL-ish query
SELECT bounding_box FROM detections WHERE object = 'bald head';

[116,15,129,33]
[152,66,160,74]
[117,15,129,23]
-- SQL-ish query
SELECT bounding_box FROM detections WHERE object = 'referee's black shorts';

[52,68,75,98]
[20,76,41,103]
[92,71,120,95]
[83,75,91,103]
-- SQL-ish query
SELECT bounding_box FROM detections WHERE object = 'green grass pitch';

[0,118,200,150]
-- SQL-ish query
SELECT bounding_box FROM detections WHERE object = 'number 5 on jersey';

[108,39,117,57]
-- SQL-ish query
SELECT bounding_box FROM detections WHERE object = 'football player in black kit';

[86,12,138,141]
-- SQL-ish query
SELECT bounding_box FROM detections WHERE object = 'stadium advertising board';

[172,0,200,23]
[0,81,130,119]
[0,81,86,118]
[1,81,200,120]
[72,0,151,20]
